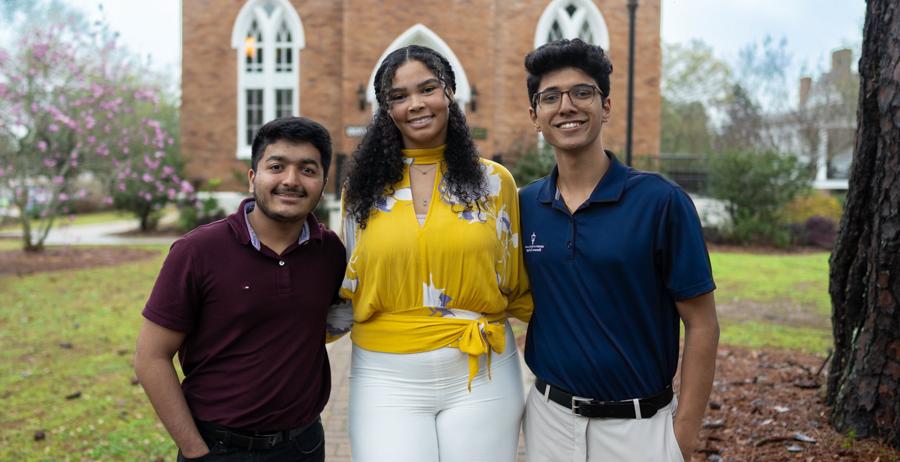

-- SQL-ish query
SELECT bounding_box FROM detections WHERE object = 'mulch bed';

[0,244,160,276]
[700,347,897,461]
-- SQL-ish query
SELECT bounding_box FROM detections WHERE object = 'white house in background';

[769,48,857,191]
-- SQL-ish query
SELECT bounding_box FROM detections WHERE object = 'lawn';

[0,245,172,461]
[0,246,834,460]
[711,251,833,354]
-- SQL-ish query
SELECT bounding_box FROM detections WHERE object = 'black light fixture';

[470,85,478,113]
[625,0,638,167]
[356,84,366,111]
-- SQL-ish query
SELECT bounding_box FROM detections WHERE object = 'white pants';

[349,320,524,462]
[524,384,684,462]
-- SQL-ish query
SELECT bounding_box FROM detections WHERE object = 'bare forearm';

[675,319,719,451]
[135,357,208,457]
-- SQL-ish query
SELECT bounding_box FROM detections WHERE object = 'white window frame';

[231,0,305,159]
[534,0,610,50]
[366,24,472,113]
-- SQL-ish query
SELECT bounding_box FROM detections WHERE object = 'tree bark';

[827,0,900,449]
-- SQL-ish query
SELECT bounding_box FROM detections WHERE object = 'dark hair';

[251,116,333,176]
[524,38,613,109]
[343,45,486,228]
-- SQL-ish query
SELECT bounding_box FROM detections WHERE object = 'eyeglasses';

[532,84,604,110]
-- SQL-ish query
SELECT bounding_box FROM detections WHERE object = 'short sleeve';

[142,239,201,332]
[655,188,716,301]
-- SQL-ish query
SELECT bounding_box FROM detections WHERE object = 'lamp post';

[626,0,638,166]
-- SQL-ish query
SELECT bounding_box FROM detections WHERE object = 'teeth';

[558,122,583,129]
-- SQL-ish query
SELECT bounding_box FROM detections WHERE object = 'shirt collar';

[232,198,321,251]
[537,150,628,206]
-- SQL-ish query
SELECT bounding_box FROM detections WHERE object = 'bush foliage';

[707,150,813,245]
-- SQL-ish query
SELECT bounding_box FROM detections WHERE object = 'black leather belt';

[535,378,673,419]
[196,417,319,451]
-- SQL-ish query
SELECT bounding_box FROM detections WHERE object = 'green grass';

[711,251,832,355]
[711,251,832,316]
[0,211,133,232]
[0,245,174,461]
[719,321,832,354]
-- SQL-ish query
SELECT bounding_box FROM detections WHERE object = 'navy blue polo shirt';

[520,151,714,401]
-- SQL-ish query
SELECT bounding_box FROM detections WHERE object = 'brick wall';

[182,0,661,190]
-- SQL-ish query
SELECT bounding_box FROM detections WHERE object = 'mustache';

[273,188,308,197]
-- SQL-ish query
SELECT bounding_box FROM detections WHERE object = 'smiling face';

[248,139,325,224]
[386,59,452,149]
[529,67,611,157]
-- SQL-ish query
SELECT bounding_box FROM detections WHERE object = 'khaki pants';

[524,384,685,462]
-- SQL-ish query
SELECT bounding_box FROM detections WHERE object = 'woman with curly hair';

[330,45,531,461]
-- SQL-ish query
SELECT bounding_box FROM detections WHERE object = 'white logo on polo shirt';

[525,232,545,253]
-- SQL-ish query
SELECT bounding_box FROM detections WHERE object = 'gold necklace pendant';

[412,164,437,175]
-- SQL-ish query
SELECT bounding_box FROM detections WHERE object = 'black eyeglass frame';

[531,84,605,110]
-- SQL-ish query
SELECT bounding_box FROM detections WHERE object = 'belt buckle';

[254,432,281,450]
[571,396,593,416]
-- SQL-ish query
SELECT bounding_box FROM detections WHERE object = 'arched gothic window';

[534,0,610,50]
[366,24,472,113]
[231,0,305,158]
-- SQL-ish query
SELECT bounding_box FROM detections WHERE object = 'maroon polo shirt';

[143,198,346,431]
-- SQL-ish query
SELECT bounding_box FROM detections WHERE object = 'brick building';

[181,0,661,194]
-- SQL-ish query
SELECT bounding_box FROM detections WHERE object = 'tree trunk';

[827,0,900,449]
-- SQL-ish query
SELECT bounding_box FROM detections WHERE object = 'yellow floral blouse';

[331,145,532,388]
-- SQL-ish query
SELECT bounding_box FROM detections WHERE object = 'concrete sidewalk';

[321,337,533,461]
[0,220,177,246]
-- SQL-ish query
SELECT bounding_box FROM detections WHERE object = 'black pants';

[177,419,325,462]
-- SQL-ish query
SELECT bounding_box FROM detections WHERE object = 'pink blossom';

[142,192,152,201]
[43,159,56,168]
[37,141,48,152]
[162,165,174,176]
[167,189,176,200]
[142,173,153,182]
[103,196,113,205]
[58,193,69,202]
[52,176,64,185]
[180,180,194,194]
[117,183,126,192]
[48,124,59,133]
[33,43,49,59]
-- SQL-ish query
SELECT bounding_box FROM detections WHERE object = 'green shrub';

[511,140,556,186]
[707,150,813,246]
[783,191,843,223]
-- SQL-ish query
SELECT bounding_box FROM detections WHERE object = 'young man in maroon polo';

[134,117,346,462]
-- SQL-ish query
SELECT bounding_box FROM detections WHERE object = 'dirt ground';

[3,243,898,461]
[0,243,160,276]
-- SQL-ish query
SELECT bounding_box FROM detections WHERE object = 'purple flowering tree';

[108,91,193,231]
[0,17,189,250]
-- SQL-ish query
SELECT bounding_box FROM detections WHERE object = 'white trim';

[231,0,305,159]
[534,0,610,50]
[365,24,471,113]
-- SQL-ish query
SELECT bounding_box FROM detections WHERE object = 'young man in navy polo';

[134,117,346,462]
[519,39,719,462]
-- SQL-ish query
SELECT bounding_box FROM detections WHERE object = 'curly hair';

[344,45,487,228]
